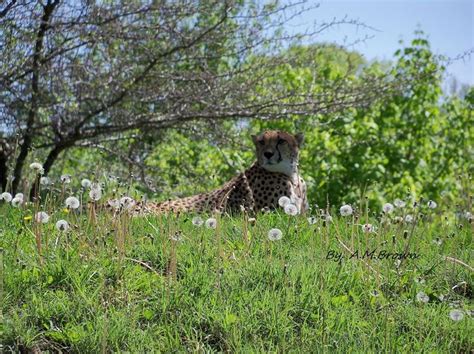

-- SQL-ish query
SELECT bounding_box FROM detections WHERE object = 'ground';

[0,205,473,352]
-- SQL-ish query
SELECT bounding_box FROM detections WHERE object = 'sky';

[285,0,473,86]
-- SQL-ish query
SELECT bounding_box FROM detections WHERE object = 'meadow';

[0,176,473,352]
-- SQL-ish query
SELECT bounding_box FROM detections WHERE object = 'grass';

[0,196,473,352]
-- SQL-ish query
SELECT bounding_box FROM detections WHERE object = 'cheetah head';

[252,131,304,176]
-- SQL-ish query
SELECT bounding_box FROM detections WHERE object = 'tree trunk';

[0,146,8,192]
[11,0,58,194]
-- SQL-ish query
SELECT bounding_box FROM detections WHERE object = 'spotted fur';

[142,131,308,214]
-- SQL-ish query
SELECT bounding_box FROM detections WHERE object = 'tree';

[0,0,406,195]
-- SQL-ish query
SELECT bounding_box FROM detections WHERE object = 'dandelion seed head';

[427,200,437,209]
[107,199,120,209]
[192,216,204,227]
[394,199,406,208]
[120,196,135,210]
[405,214,414,223]
[416,291,429,303]
[35,211,50,224]
[278,196,291,207]
[307,216,317,225]
[11,197,23,207]
[324,214,333,223]
[40,176,51,186]
[65,196,80,209]
[205,217,217,229]
[81,179,92,188]
[340,204,353,216]
[14,193,24,201]
[382,203,394,214]
[0,192,12,202]
[449,309,464,321]
[89,186,102,201]
[60,174,71,184]
[55,220,69,232]
[464,211,472,221]
[29,162,44,175]
[248,217,256,225]
[362,223,374,233]
[268,228,283,241]
[171,231,183,242]
[284,203,298,216]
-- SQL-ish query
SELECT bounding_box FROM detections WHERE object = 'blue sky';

[286,0,473,85]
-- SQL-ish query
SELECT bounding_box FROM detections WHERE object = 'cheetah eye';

[258,140,265,146]
[277,138,286,145]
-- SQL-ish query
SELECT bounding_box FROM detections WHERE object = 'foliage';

[0,0,396,194]
[139,35,473,208]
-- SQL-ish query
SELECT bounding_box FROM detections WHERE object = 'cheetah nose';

[264,151,274,159]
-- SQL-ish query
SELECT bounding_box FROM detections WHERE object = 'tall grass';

[0,180,472,352]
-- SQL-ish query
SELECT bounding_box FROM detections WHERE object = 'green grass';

[1,204,473,352]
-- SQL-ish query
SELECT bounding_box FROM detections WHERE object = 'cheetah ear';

[251,134,259,145]
[295,132,304,147]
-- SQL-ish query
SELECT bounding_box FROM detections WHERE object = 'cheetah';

[143,131,308,214]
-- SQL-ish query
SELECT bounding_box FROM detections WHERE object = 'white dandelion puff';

[81,179,92,188]
[416,291,429,303]
[248,217,256,225]
[89,184,102,201]
[107,199,120,210]
[60,174,71,184]
[192,216,204,227]
[29,162,44,175]
[35,211,50,224]
[278,196,291,207]
[55,220,69,232]
[65,196,80,209]
[362,223,374,233]
[205,217,217,229]
[1,192,12,202]
[405,214,414,223]
[11,197,23,207]
[427,200,437,209]
[119,196,135,210]
[170,231,183,242]
[268,228,283,241]
[382,203,394,214]
[284,203,298,216]
[40,176,51,186]
[449,309,464,321]
[340,204,353,216]
[307,216,317,225]
[323,214,333,223]
[394,199,406,208]
[14,193,24,201]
